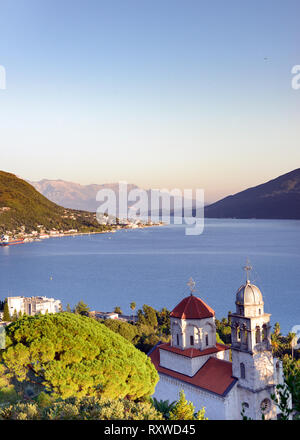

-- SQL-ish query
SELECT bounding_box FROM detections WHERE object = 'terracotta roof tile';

[150,345,237,396]
[170,295,215,320]
[159,342,229,358]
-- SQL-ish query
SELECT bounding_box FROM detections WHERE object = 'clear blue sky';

[0,0,299,202]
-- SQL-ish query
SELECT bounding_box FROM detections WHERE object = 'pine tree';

[3,300,11,322]
[169,390,207,420]
[74,300,90,316]
[66,303,72,313]
[2,313,159,400]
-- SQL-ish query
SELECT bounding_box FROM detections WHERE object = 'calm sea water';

[0,219,299,334]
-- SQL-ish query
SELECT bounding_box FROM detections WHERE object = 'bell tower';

[229,263,282,420]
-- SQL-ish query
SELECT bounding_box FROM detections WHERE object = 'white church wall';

[232,349,276,392]
[159,347,229,377]
[159,349,212,376]
[237,385,277,420]
[153,374,229,420]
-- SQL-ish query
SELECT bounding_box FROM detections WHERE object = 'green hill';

[0,170,109,234]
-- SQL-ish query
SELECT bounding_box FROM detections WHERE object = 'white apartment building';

[7,296,62,317]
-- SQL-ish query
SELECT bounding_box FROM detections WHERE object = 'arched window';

[205,334,209,346]
[260,398,271,414]
[242,329,248,348]
[190,335,194,346]
[256,326,261,343]
[240,362,246,379]
[176,334,179,345]
[262,324,268,341]
[237,326,241,341]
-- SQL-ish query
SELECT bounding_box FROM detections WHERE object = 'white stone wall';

[237,385,277,420]
[232,349,276,392]
[153,374,234,420]
[159,347,230,377]
[159,348,212,377]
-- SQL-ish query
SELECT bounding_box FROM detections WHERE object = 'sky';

[0,0,299,203]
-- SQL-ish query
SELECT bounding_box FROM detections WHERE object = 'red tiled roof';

[170,295,215,320]
[150,345,236,396]
[159,342,229,358]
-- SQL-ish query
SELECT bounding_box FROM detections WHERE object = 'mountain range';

[30,168,300,220]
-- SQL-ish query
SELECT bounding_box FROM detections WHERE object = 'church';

[149,269,285,420]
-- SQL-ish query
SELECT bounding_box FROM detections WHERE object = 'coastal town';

[0,213,163,245]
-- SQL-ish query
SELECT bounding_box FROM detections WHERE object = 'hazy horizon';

[23,166,299,205]
[1,0,299,202]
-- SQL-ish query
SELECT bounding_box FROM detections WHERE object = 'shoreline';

[4,222,165,245]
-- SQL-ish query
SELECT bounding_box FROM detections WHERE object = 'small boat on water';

[0,234,24,246]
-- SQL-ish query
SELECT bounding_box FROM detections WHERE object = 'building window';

[260,398,271,414]
[240,362,246,379]
[176,334,179,345]
[262,324,268,341]
[190,335,194,346]
[205,334,209,346]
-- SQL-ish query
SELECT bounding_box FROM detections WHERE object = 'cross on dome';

[187,277,196,295]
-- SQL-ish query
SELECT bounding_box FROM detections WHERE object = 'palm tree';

[130,302,136,321]
[151,397,176,419]
[274,322,281,337]
[287,332,297,359]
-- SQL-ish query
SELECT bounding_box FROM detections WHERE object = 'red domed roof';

[170,295,215,319]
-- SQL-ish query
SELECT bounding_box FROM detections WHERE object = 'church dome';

[236,281,264,305]
[170,295,215,320]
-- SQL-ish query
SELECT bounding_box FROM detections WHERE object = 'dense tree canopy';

[0,395,163,420]
[102,319,139,344]
[1,313,158,400]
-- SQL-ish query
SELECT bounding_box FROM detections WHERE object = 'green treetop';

[2,313,158,400]
[74,300,90,316]
[169,390,207,420]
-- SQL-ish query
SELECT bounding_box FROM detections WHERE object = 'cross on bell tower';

[243,259,252,283]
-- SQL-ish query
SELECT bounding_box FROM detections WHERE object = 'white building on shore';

[149,271,288,420]
[7,296,62,317]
